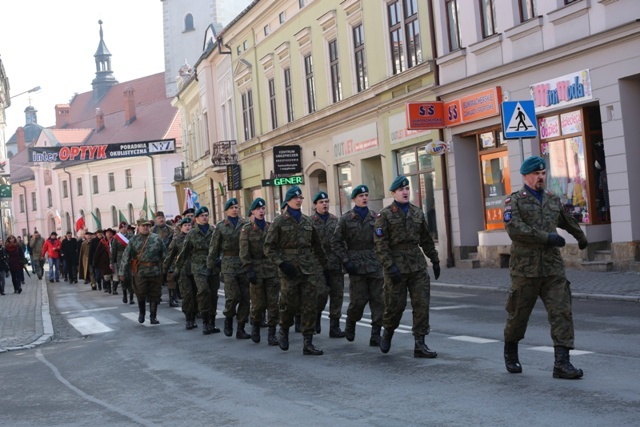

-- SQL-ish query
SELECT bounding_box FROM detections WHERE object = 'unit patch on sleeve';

[503,212,512,223]
[375,228,383,237]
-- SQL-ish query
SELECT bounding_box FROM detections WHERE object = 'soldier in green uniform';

[164,217,197,329]
[264,186,328,356]
[208,198,251,339]
[152,211,176,306]
[332,184,384,346]
[503,156,587,379]
[374,175,440,358]
[176,206,221,335]
[120,219,167,325]
[112,222,135,305]
[240,198,280,345]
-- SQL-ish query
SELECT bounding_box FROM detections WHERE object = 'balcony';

[211,140,238,171]
[174,165,190,182]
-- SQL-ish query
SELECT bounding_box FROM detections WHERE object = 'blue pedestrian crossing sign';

[502,100,538,139]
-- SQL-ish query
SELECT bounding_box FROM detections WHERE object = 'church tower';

[91,20,118,100]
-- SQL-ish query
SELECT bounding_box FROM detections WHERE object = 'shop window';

[337,163,352,215]
[477,128,510,231]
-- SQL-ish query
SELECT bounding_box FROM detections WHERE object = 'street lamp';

[9,85,41,99]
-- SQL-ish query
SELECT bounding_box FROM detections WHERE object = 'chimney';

[95,108,105,132]
[124,86,136,125]
[55,104,71,129]
[17,127,25,153]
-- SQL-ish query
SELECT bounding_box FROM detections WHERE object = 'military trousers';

[179,273,198,316]
[250,276,280,327]
[279,273,318,336]
[132,275,163,301]
[382,270,431,337]
[504,274,575,348]
[316,270,345,320]
[193,273,220,317]
[222,272,250,323]
[347,273,384,326]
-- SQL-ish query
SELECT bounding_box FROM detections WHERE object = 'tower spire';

[91,20,118,100]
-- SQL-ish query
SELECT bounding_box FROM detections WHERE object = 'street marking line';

[120,312,178,326]
[431,305,472,311]
[528,346,593,355]
[431,291,477,298]
[449,335,499,344]
[60,307,119,315]
[68,317,113,335]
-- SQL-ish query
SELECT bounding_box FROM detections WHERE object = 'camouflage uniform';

[503,187,587,348]
[164,231,197,325]
[112,231,135,304]
[152,223,175,303]
[332,208,384,343]
[207,217,250,337]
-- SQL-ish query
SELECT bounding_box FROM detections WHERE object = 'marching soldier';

[239,198,280,345]
[264,186,327,356]
[120,219,166,325]
[310,191,345,337]
[332,184,384,346]
[374,175,440,358]
[176,206,221,335]
[112,222,135,304]
[208,198,251,339]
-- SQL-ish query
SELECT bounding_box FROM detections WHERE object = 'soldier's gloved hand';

[579,239,588,250]
[279,262,297,279]
[343,260,358,275]
[247,268,258,285]
[386,264,402,285]
[206,268,213,279]
[547,233,566,247]
[323,269,331,284]
[432,262,440,280]
[215,258,222,269]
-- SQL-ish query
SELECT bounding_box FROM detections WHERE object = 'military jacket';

[176,224,216,276]
[374,202,439,272]
[332,208,382,275]
[152,223,174,247]
[207,217,247,274]
[111,232,133,276]
[120,232,166,278]
[28,236,45,258]
[163,231,189,274]
[239,220,277,279]
[311,212,341,272]
[264,210,327,275]
[504,186,587,278]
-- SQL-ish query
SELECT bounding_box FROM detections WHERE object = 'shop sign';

[226,164,242,191]
[28,139,176,163]
[261,175,304,187]
[405,102,445,130]
[538,116,561,139]
[443,87,502,127]
[560,110,583,135]
[0,159,9,176]
[530,69,592,113]
[332,123,378,159]
[389,112,430,145]
[273,145,302,174]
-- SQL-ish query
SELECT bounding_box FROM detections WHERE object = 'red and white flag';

[114,232,129,247]
[75,214,85,232]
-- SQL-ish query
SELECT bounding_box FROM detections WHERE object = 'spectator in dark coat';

[5,235,25,294]
[0,238,9,295]
[60,231,80,284]
[88,230,104,290]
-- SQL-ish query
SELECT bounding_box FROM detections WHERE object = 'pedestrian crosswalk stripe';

[60,307,119,315]
[431,305,471,311]
[121,312,178,326]
[68,317,113,335]
[528,346,593,355]
[449,335,499,344]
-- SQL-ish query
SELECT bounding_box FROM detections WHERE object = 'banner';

[28,139,176,163]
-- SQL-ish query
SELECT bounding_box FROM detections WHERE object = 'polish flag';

[114,232,129,247]
[75,214,85,233]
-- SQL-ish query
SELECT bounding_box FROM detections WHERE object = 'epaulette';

[391,204,398,213]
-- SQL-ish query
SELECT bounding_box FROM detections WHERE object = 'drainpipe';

[18,182,30,236]
[64,168,75,231]
[146,155,158,213]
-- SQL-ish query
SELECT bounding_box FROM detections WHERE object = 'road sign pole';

[519,137,524,163]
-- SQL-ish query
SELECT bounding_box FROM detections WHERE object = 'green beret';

[520,156,546,175]
[281,186,303,209]
[312,191,329,204]
[389,175,410,192]
[351,184,369,199]
[179,217,192,226]
[249,197,266,213]
[195,206,209,217]
[224,198,238,211]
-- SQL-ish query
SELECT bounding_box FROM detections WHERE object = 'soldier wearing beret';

[240,197,280,345]
[310,191,345,337]
[152,211,176,305]
[264,185,328,355]
[332,184,384,345]
[176,206,221,334]
[374,175,440,358]
[503,156,588,379]
[112,222,135,305]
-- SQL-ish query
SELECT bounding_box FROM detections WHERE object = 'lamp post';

[9,85,41,100]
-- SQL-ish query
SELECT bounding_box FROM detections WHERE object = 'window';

[31,191,37,211]
[125,169,132,188]
[241,90,255,141]
[108,172,115,192]
[445,0,461,51]
[477,129,510,230]
[268,78,278,130]
[184,13,194,32]
[111,206,118,227]
[19,194,25,213]
[92,175,99,194]
[480,0,497,38]
[77,177,83,196]
[47,188,52,208]
[299,0,305,8]
[353,24,368,92]
[62,180,68,198]
[387,0,421,75]
[329,40,342,103]
[243,40,248,50]
[94,208,102,228]
[279,11,286,24]
[565,0,579,4]
[237,46,241,55]
[264,24,270,36]
[65,212,71,233]
[304,55,316,113]
[519,0,536,22]
[284,68,294,123]
[128,203,134,223]
[337,164,352,215]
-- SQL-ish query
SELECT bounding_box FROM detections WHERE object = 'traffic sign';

[502,100,538,139]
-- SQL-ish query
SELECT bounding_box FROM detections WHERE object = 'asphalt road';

[0,283,638,426]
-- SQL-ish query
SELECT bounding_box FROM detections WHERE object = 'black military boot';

[314,313,322,334]
[202,313,212,334]
[278,326,290,351]
[553,346,584,379]
[104,281,111,294]
[260,310,268,328]
[370,325,382,347]
[224,316,234,337]
[169,290,179,307]
[329,318,346,338]
[137,298,146,324]
[190,313,199,330]
[267,326,278,346]
[186,313,196,330]
[236,322,251,339]
[379,328,394,354]
[344,318,356,342]
[210,317,219,333]
[414,336,437,358]
[294,315,301,333]
[251,321,261,343]
[504,341,522,373]
[112,282,118,295]
[122,291,128,304]
[302,335,324,356]
[129,291,135,305]
[149,300,160,325]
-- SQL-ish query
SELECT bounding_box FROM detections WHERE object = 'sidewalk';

[1,266,639,353]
